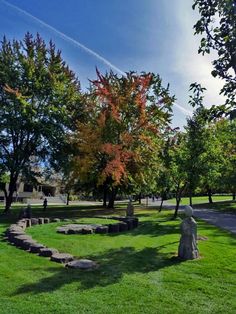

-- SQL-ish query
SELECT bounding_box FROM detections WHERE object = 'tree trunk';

[159,198,164,212]
[103,185,107,208]
[173,198,181,219]
[107,187,117,208]
[4,191,14,213]
[138,192,141,204]
[189,193,192,207]
[232,191,235,201]
[207,188,213,204]
[66,192,70,206]
[3,175,18,213]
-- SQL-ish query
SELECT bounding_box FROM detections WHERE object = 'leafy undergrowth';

[0,207,236,314]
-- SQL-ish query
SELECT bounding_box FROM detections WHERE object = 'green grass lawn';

[167,196,236,214]
[194,200,236,214]
[0,205,236,314]
[167,195,234,205]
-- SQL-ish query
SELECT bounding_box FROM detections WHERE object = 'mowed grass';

[167,196,236,214]
[0,205,236,314]
[167,195,233,205]
[193,201,236,214]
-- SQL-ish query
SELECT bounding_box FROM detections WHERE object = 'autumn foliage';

[71,70,174,205]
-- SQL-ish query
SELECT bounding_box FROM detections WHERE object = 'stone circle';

[5,215,139,269]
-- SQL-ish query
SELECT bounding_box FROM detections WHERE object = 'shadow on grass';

[0,205,125,225]
[13,246,181,295]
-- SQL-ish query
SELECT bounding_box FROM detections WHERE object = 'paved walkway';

[193,208,236,235]
[141,198,236,235]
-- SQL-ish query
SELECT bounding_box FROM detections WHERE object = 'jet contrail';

[174,103,192,115]
[1,0,192,116]
[0,0,126,75]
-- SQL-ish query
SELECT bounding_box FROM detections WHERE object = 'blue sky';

[0,0,225,128]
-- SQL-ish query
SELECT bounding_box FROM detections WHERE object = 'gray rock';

[44,218,50,224]
[39,247,59,257]
[123,219,134,230]
[126,200,134,217]
[178,216,199,260]
[81,227,93,234]
[8,231,25,242]
[31,218,39,225]
[17,219,27,230]
[20,239,38,250]
[13,235,32,246]
[38,218,44,224]
[66,259,97,269]
[56,227,68,234]
[25,218,32,227]
[51,253,74,263]
[52,218,61,222]
[95,226,109,234]
[29,243,45,253]
[108,223,120,233]
[118,222,128,231]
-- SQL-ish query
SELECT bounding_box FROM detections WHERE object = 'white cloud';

[170,0,225,107]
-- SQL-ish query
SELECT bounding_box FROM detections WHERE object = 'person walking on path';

[43,198,48,211]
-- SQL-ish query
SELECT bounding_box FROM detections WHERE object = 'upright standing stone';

[178,206,199,260]
[126,199,134,217]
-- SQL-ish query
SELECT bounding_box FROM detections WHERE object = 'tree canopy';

[0,33,81,212]
[70,70,174,207]
[193,0,236,109]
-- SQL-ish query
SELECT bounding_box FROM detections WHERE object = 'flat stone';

[8,231,26,242]
[29,243,45,253]
[123,219,134,230]
[52,218,61,222]
[56,227,68,234]
[108,223,120,233]
[81,227,93,234]
[38,218,44,224]
[7,225,25,234]
[17,220,27,230]
[20,239,38,250]
[39,247,59,257]
[95,226,109,234]
[25,218,32,227]
[31,218,39,225]
[66,259,97,269]
[118,222,128,231]
[51,253,74,263]
[13,235,32,246]
[44,218,50,224]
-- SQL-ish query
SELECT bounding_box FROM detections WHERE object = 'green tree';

[198,123,224,203]
[156,129,177,212]
[193,0,236,109]
[185,83,208,205]
[215,118,236,199]
[0,33,81,213]
[169,133,188,219]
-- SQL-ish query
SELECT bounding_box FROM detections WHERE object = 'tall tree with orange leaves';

[71,70,175,208]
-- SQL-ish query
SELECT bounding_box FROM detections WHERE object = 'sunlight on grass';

[0,205,236,313]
